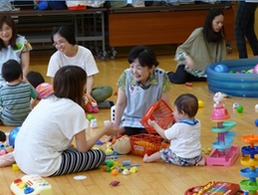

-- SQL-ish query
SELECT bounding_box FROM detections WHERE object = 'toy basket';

[140,99,174,134]
[130,134,162,157]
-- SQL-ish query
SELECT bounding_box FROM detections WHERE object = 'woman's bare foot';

[196,156,206,166]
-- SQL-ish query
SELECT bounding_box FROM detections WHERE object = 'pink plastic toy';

[254,64,258,74]
[206,92,240,166]
[0,149,6,155]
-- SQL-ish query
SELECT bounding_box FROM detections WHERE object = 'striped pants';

[235,1,258,59]
[50,148,106,176]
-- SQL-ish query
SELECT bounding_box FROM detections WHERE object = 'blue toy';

[213,64,229,73]
[206,58,258,97]
[8,126,21,148]
[255,119,258,127]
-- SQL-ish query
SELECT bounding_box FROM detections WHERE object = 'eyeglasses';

[52,40,66,47]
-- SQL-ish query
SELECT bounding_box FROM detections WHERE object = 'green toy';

[87,114,95,120]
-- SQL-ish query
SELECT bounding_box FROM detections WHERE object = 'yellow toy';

[12,164,19,171]
[10,174,53,195]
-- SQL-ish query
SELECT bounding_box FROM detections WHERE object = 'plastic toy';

[90,119,98,128]
[111,169,118,175]
[12,164,19,171]
[129,167,138,173]
[206,92,240,166]
[130,134,162,157]
[140,99,173,134]
[186,82,192,87]
[255,119,258,127]
[206,58,258,97]
[96,140,103,145]
[122,169,130,175]
[8,126,21,148]
[255,104,258,110]
[233,102,240,109]
[237,105,244,113]
[240,134,258,195]
[0,150,6,155]
[87,114,95,120]
[198,100,204,108]
[185,181,240,195]
[109,181,120,186]
[83,93,99,113]
[254,64,258,74]
[111,105,115,122]
[161,142,168,149]
[10,174,53,195]
[202,148,212,155]
[213,64,229,73]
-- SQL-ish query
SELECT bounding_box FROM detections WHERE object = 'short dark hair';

[2,59,22,82]
[53,66,86,108]
[26,71,45,88]
[174,94,198,118]
[203,8,225,43]
[0,15,18,51]
[51,26,76,46]
[128,45,159,68]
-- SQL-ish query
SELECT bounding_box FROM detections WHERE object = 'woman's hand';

[185,56,195,70]
[86,93,96,103]
[102,124,124,136]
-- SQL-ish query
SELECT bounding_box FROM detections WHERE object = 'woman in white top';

[14,66,123,177]
[47,26,113,107]
[0,14,32,87]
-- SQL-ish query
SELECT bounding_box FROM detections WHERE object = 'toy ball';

[0,149,6,155]
[254,64,258,74]
[8,126,21,148]
[198,100,204,108]
[229,70,234,73]
[213,64,229,73]
[102,165,108,172]
[255,119,258,127]
[255,104,258,110]
[236,105,243,113]
[111,169,119,176]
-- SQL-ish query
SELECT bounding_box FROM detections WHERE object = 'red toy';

[140,99,173,134]
[185,181,241,195]
[83,93,99,113]
[130,134,162,157]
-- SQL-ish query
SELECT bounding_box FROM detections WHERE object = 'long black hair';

[203,8,225,43]
[0,15,18,51]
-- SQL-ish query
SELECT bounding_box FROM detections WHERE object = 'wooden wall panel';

[109,9,235,47]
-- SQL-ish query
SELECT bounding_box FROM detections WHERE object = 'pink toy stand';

[206,145,240,166]
[206,95,240,166]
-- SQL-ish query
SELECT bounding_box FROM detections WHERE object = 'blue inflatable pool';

[205,58,258,97]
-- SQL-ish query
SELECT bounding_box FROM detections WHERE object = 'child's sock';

[97,101,114,109]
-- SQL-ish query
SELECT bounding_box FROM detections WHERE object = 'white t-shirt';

[13,96,88,177]
[165,120,201,158]
[47,46,99,78]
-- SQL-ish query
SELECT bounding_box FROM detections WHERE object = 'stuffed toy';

[83,93,99,113]
[112,135,131,155]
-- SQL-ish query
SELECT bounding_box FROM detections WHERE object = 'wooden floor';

[2,42,258,195]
